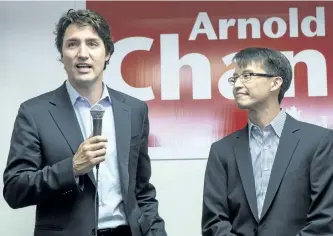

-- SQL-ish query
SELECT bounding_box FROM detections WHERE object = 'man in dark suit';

[3,9,166,236]
[201,47,333,236]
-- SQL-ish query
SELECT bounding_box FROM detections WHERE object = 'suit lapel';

[108,88,131,202]
[48,82,84,155]
[260,115,300,219]
[234,127,259,222]
[48,83,97,187]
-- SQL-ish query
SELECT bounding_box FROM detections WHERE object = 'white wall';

[0,1,206,236]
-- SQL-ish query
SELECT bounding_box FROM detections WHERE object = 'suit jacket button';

[253,228,258,236]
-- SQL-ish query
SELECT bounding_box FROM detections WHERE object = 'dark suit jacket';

[202,114,333,236]
[3,82,167,236]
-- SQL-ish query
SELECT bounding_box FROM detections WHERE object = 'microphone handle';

[92,118,103,136]
[92,118,102,169]
[92,117,102,235]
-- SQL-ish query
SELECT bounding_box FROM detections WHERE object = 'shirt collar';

[248,109,286,137]
[65,80,111,106]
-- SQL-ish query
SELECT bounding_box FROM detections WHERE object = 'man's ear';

[59,54,64,63]
[106,52,111,62]
[271,76,283,92]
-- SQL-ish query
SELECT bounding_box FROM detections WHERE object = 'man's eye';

[88,42,98,47]
[243,74,250,79]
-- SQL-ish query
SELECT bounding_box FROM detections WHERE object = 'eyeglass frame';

[228,72,279,86]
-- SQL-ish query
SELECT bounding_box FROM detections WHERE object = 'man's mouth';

[76,63,92,69]
[76,63,92,73]
[236,92,249,96]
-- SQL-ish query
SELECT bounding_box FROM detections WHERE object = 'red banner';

[87,1,333,159]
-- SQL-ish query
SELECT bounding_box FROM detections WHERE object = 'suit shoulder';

[297,120,331,137]
[19,88,58,110]
[211,129,240,150]
[109,88,147,109]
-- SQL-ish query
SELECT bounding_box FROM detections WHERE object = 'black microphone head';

[90,104,105,119]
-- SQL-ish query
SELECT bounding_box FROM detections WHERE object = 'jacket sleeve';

[3,103,80,209]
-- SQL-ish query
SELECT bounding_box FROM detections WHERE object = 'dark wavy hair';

[54,9,114,69]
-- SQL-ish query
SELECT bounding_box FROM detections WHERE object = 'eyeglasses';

[228,72,277,86]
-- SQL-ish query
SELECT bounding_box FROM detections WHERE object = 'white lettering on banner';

[263,17,287,39]
[160,34,211,100]
[106,34,327,101]
[237,18,260,39]
[107,37,155,101]
[188,12,218,40]
[189,7,325,40]
[283,50,327,97]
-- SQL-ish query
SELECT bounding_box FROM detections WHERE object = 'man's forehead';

[234,61,265,74]
[64,24,100,39]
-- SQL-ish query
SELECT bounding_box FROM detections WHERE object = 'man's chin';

[74,76,98,85]
[236,102,250,110]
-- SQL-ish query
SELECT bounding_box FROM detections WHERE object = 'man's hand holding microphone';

[72,104,107,176]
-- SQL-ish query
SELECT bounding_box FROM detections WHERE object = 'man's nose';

[233,76,243,89]
[78,45,88,59]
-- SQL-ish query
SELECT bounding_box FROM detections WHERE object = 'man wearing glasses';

[201,47,333,236]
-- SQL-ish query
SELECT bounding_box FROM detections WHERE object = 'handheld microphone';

[90,103,105,236]
[90,103,105,169]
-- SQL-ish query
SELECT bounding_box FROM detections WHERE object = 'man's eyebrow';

[65,37,100,42]
[65,38,79,42]
[241,69,253,73]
